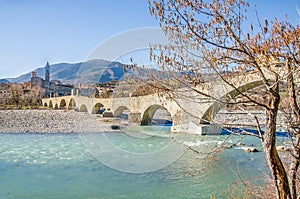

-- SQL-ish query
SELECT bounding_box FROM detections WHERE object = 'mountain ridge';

[6,59,130,84]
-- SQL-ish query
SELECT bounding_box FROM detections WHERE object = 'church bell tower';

[45,61,50,82]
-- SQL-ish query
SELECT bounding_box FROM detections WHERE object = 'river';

[0,126,275,199]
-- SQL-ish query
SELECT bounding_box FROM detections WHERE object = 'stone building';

[0,83,11,98]
[31,62,73,97]
[0,82,33,106]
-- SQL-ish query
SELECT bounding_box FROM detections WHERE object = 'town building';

[31,62,73,97]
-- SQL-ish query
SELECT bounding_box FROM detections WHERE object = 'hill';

[8,59,130,84]
[0,79,10,84]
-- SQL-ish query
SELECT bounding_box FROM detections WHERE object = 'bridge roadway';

[42,71,270,134]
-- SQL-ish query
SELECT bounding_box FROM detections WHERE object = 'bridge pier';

[128,112,142,124]
[172,123,222,135]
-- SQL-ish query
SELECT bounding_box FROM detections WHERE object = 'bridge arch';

[68,98,76,110]
[92,103,104,114]
[49,100,53,108]
[79,104,88,112]
[200,80,265,124]
[141,104,172,125]
[59,99,67,109]
[114,106,130,118]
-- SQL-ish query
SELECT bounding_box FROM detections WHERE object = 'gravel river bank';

[0,110,117,133]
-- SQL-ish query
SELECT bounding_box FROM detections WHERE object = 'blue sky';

[0,0,299,79]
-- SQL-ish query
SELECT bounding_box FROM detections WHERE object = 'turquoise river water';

[0,126,275,199]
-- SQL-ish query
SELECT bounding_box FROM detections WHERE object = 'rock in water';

[111,125,120,130]
[244,147,258,153]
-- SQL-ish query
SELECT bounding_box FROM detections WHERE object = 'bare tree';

[147,0,300,198]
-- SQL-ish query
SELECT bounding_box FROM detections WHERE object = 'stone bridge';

[42,72,271,134]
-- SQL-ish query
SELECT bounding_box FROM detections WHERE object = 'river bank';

[0,110,120,133]
[214,110,287,128]
[0,109,287,133]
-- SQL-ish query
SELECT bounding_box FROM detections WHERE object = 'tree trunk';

[263,140,291,199]
[264,85,291,199]
[287,60,300,199]
[289,134,300,199]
